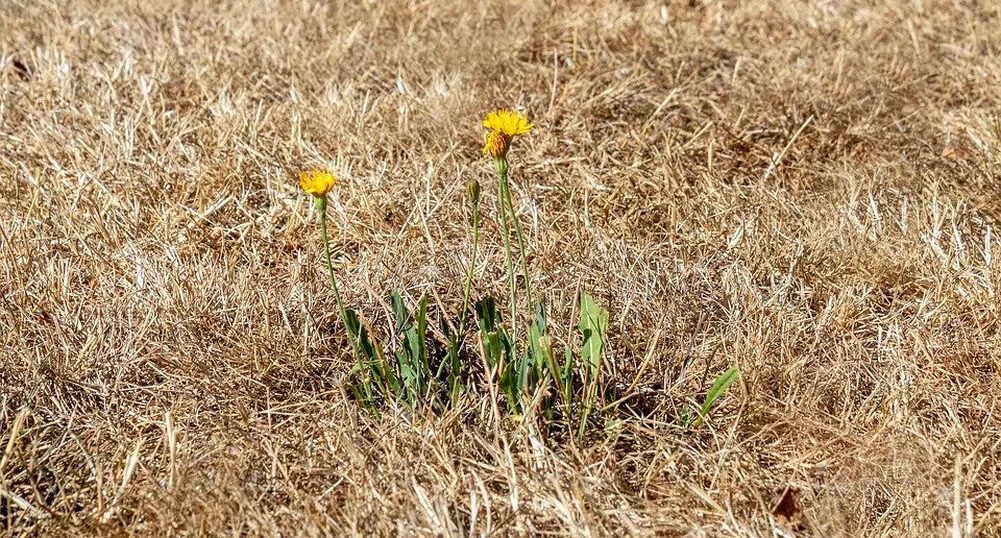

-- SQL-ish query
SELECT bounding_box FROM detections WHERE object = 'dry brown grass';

[2,0,1001,535]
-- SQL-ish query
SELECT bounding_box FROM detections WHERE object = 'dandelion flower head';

[482,109,532,158]
[300,169,337,198]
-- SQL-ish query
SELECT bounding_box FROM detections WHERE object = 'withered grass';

[2,0,1001,536]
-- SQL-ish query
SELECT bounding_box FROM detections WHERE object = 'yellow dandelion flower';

[300,169,337,198]
[482,109,533,158]
[483,109,533,136]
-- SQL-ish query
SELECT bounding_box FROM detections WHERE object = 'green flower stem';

[445,191,480,403]
[497,164,533,309]
[495,158,519,355]
[458,198,479,337]
[316,196,354,350]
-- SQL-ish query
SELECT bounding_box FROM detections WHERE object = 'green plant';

[301,111,618,433]
[577,293,609,435]
[390,291,431,408]
[439,179,481,404]
[683,367,740,428]
[343,308,392,408]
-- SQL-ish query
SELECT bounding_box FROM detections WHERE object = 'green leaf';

[390,291,408,332]
[476,297,510,370]
[563,347,574,395]
[528,322,544,369]
[344,308,395,397]
[481,330,506,372]
[534,295,547,335]
[517,350,531,390]
[475,297,501,333]
[693,367,740,428]
[577,293,608,436]
[499,360,519,411]
[415,295,428,364]
[578,293,608,379]
[414,295,429,398]
[539,335,565,403]
[680,405,694,428]
[389,292,432,407]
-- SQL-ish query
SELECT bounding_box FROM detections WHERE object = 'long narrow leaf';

[693,367,740,428]
[578,294,608,379]
[344,308,395,399]
[577,294,608,436]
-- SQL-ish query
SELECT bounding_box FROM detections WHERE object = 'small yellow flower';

[300,169,337,198]
[483,109,533,136]
[482,109,533,158]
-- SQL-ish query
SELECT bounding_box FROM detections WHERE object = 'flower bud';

[466,179,481,204]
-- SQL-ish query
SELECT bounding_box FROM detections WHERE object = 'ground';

[2,0,1001,536]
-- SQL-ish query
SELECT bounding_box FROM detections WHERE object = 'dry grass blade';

[0,407,29,478]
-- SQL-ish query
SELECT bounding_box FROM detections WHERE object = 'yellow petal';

[483,109,533,137]
[300,169,337,197]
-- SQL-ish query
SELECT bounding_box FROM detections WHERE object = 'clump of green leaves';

[345,291,449,412]
[336,161,613,432]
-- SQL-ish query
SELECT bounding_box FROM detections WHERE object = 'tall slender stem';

[498,171,533,310]
[317,197,364,369]
[318,197,383,407]
[495,159,518,357]
[446,193,480,403]
[458,199,479,337]
[318,198,349,329]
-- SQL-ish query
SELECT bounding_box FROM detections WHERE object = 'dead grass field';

[2,0,1001,535]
